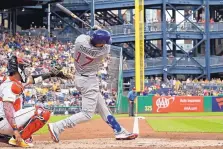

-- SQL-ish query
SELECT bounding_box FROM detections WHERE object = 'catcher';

[0,54,71,148]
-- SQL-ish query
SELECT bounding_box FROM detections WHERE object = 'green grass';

[89,112,223,118]
[144,112,223,117]
[110,112,223,117]
[147,118,223,132]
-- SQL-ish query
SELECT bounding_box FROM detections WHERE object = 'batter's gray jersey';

[52,34,132,137]
[74,34,110,75]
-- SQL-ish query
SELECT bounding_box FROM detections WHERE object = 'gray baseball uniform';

[53,34,123,134]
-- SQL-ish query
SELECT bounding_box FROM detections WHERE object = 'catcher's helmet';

[90,29,112,46]
[7,55,30,83]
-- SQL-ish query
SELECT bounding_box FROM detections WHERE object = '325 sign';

[145,106,152,112]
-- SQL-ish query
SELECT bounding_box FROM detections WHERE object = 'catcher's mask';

[7,55,31,83]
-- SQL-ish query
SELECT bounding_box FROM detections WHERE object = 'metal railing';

[128,80,223,88]
[18,29,48,36]
[63,0,223,4]
[167,22,223,32]
[104,22,223,34]
[23,104,117,114]
[18,22,223,39]
[124,56,223,70]
[110,45,122,58]
[62,0,126,4]
[182,82,223,89]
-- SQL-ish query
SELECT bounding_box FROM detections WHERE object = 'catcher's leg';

[0,107,51,147]
[18,106,51,140]
[0,107,36,136]
[96,94,138,140]
[48,76,99,143]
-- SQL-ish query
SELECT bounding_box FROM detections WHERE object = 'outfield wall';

[119,95,223,113]
[23,96,223,114]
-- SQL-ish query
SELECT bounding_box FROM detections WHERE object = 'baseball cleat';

[48,123,60,143]
[115,131,138,140]
[8,137,34,148]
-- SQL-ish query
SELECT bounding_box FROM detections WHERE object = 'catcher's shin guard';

[19,106,51,140]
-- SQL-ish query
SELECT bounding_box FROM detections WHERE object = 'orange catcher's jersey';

[0,76,24,117]
[74,34,110,75]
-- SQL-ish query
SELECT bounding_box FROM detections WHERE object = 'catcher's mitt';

[50,65,73,79]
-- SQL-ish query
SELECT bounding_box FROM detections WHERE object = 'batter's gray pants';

[54,75,115,132]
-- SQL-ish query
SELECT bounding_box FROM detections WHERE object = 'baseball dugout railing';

[23,104,117,115]
[116,47,124,114]
[24,94,223,114]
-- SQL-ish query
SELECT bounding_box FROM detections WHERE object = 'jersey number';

[75,52,94,67]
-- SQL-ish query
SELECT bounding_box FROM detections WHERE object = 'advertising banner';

[212,96,223,112]
[152,96,204,113]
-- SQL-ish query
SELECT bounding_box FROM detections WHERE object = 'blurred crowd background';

[126,77,223,96]
[0,33,117,111]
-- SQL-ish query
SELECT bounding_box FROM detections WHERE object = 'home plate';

[136,116,145,119]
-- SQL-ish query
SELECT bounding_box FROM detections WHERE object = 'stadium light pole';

[48,3,51,37]
[9,10,12,35]
[90,0,95,27]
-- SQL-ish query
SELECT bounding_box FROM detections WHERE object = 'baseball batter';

[0,55,70,148]
[48,28,138,142]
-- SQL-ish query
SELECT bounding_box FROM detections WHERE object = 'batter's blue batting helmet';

[90,29,112,46]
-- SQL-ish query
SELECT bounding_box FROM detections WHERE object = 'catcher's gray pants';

[0,107,35,136]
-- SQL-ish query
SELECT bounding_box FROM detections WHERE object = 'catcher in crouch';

[0,54,70,148]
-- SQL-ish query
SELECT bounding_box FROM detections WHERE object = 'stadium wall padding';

[119,95,129,113]
[119,95,153,114]
[137,95,153,113]
[203,96,212,112]
[23,96,220,114]
[120,95,219,114]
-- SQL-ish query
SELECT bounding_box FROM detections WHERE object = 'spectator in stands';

[64,98,71,107]
[127,87,137,117]
[103,58,109,71]
[127,77,223,97]
[28,97,35,106]
[24,90,32,102]
[111,88,117,101]
[142,87,149,96]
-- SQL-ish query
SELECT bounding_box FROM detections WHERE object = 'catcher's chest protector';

[19,106,51,140]
[0,76,24,112]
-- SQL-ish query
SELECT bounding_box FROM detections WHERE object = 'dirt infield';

[1,117,223,149]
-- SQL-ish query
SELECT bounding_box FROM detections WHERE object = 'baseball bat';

[55,3,92,28]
